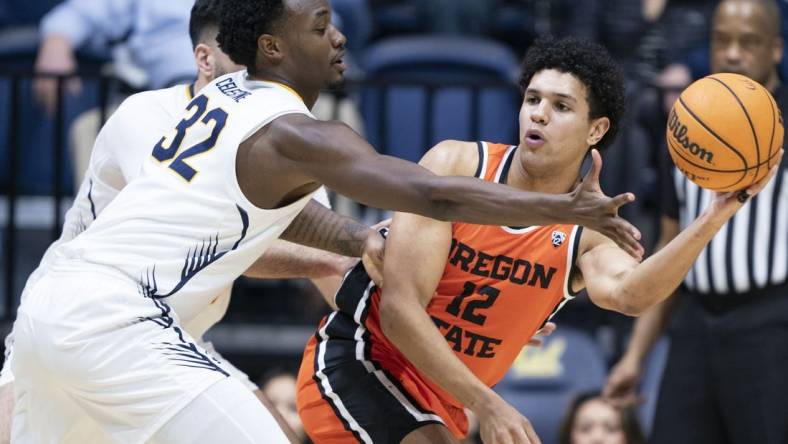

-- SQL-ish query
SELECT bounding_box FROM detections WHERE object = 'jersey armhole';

[474,142,489,179]
[565,225,584,298]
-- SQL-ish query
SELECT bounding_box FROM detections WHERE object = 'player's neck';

[506,149,579,195]
[248,72,318,108]
[194,77,209,94]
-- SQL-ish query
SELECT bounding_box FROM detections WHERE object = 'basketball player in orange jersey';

[295,36,783,444]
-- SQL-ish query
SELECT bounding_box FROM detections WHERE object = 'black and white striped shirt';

[661,86,788,296]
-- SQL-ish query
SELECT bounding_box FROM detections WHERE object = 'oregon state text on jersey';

[297,142,584,440]
[368,142,582,401]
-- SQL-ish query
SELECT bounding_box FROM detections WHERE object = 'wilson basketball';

[666,73,783,192]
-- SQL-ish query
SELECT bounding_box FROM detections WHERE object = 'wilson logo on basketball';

[668,109,715,165]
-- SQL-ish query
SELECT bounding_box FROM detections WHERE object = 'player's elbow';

[609,289,648,317]
[617,303,646,317]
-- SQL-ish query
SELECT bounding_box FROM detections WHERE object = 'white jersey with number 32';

[53,70,317,322]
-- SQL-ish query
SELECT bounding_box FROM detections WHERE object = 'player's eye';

[525,96,539,105]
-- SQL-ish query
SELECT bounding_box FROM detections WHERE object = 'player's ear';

[772,36,784,66]
[258,34,284,64]
[587,117,610,147]
[194,43,213,80]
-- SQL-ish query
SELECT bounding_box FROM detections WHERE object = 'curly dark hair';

[216,0,287,75]
[519,36,626,151]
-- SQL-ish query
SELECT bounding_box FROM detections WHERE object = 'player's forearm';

[280,200,376,258]
[379,294,497,412]
[611,210,727,315]
[244,239,353,279]
[424,175,575,226]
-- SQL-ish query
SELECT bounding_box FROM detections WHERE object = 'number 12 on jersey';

[445,282,500,326]
[152,94,228,182]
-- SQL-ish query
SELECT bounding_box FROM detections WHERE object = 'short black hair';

[189,0,222,49]
[519,36,626,151]
[216,0,287,75]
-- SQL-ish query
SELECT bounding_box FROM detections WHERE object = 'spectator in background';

[604,2,788,443]
[33,0,365,192]
[558,392,646,444]
[33,0,196,114]
[261,369,306,444]
[33,0,197,188]
[597,0,713,82]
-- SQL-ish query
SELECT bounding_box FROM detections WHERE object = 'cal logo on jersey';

[551,230,566,248]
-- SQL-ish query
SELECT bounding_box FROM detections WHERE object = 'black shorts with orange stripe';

[296,262,445,444]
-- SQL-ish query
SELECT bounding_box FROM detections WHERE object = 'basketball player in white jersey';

[0,2,362,442]
[9,0,649,442]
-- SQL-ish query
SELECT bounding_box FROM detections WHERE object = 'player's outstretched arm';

[578,153,783,316]
[262,115,643,258]
[278,200,385,284]
[378,146,541,444]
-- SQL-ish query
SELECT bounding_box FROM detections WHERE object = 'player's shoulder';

[419,140,480,177]
[115,85,188,119]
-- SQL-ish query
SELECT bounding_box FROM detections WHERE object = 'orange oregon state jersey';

[363,142,583,415]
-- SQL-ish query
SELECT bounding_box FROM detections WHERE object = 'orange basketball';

[666,73,783,192]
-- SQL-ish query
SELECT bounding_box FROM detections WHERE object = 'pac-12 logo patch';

[551,230,566,248]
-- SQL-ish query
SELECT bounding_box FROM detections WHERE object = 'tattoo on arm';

[281,200,370,257]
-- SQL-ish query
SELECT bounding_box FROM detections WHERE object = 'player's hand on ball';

[709,149,783,217]
[476,394,541,444]
[568,149,644,261]
[361,230,385,287]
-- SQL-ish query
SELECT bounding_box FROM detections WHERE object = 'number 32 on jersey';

[152,94,228,182]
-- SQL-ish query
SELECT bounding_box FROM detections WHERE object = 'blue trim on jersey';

[87,179,97,220]
[138,204,250,299]
[137,292,229,377]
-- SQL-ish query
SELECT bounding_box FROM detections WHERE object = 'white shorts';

[0,331,256,394]
[2,331,259,444]
[10,268,238,443]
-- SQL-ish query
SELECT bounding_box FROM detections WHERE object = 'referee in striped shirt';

[604,1,788,443]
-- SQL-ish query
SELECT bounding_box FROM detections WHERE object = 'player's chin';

[327,74,345,89]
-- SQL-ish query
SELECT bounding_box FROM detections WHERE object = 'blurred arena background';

[0,1,785,442]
